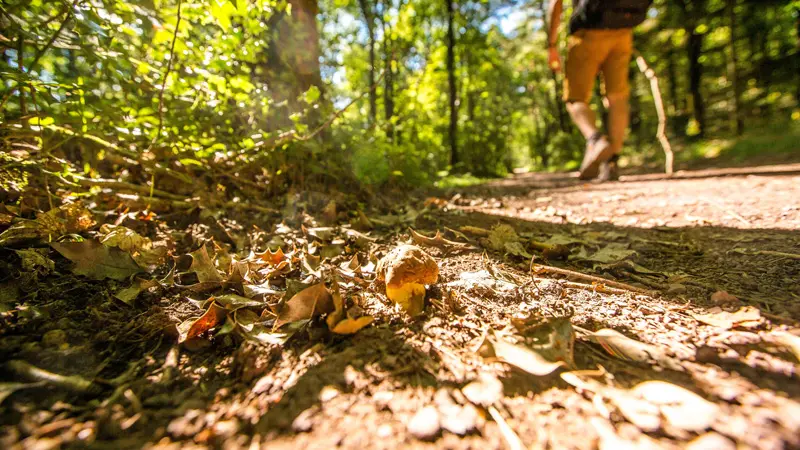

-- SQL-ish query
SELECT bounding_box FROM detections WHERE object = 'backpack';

[570,0,653,33]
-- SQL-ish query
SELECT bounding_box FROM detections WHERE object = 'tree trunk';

[357,0,377,125]
[382,16,395,139]
[666,49,679,115]
[550,71,568,132]
[727,0,743,135]
[445,0,458,167]
[687,27,705,136]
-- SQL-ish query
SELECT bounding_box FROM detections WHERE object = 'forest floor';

[1,162,800,450]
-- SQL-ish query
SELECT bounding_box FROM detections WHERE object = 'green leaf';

[303,86,321,104]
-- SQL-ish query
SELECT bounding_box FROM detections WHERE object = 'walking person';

[547,0,653,180]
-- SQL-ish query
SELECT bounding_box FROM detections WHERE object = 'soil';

[1,163,799,450]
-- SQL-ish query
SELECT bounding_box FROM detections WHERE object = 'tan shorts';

[564,29,633,103]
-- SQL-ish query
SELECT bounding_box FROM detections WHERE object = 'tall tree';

[727,0,743,135]
[358,0,378,125]
[445,0,458,166]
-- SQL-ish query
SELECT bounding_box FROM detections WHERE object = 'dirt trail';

[2,164,799,450]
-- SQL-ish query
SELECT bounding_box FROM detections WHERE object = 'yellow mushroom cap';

[377,244,439,287]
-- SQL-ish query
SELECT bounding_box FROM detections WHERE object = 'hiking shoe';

[579,133,613,180]
[598,154,620,182]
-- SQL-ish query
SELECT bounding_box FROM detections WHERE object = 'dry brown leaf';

[178,302,227,343]
[629,381,720,432]
[99,225,151,253]
[322,200,337,224]
[274,283,334,329]
[691,306,762,329]
[354,210,374,231]
[188,245,223,283]
[586,329,685,371]
[255,247,285,266]
[488,333,565,376]
[762,330,800,362]
[51,240,142,280]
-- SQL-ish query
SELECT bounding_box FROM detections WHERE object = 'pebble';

[408,406,440,441]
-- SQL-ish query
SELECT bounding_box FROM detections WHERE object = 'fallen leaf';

[330,316,374,334]
[243,283,281,301]
[255,247,286,266]
[691,306,762,329]
[504,241,532,259]
[178,302,227,343]
[51,240,142,280]
[582,243,637,264]
[485,224,519,252]
[304,226,335,242]
[354,210,374,231]
[114,278,159,306]
[322,200,337,224]
[274,283,334,329]
[409,228,471,251]
[15,249,54,273]
[488,332,565,376]
[100,225,150,253]
[188,245,223,283]
[762,330,800,362]
[630,381,720,432]
[586,329,683,371]
[213,293,264,310]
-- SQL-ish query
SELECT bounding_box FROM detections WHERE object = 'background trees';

[2,0,798,191]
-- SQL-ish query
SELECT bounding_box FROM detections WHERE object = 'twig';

[71,175,187,201]
[705,198,751,225]
[151,0,183,146]
[487,405,524,450]
[44,124,139,159]
[635,53,674,176]
[531,264,656,296]
[533,277,633,296]
[28,0,80,74]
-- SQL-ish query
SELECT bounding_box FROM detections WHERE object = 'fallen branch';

[531,264,656,296]
[533,277,635,296]
[635,53,674,176]
[72,175,187,201]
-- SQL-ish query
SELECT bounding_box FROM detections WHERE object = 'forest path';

[4,165,800,450]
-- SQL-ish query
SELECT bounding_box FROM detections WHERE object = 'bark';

[687,28,705,136]
[445,0,458,166]
[666,49,680,115]
[357,0,377,125]
[382,15,395,139]
[727,0,743,135]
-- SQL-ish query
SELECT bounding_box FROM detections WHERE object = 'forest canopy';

[2,0,799,195]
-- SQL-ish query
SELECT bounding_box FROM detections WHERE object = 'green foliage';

[2,0,797,195]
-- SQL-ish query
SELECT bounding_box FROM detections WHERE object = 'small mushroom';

[377,244,439,315]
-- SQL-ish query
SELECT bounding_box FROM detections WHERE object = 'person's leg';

[564,30,614,179]
[600,30,633,156]
[566,102,598,140]
[564,30,604,139]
